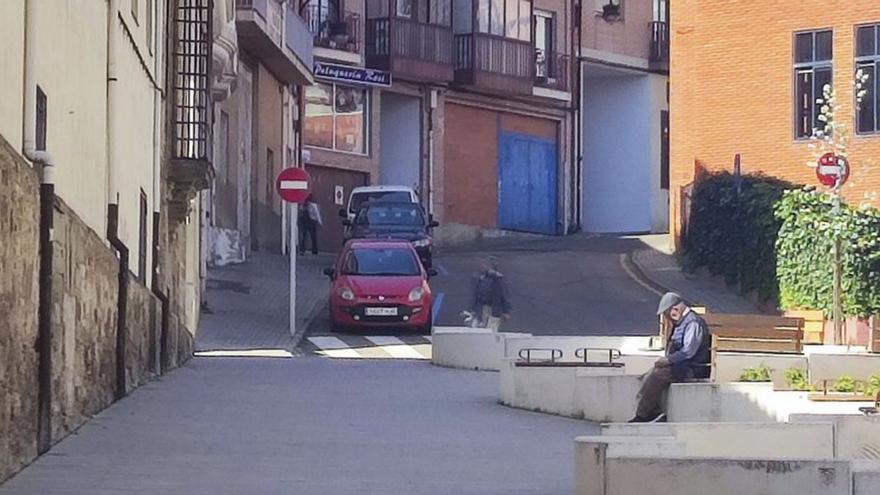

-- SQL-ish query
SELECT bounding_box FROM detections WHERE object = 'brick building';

[670,0,880,247]
[296,0,672,250]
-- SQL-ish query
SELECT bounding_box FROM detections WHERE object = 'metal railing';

[454,33,534,79]
[650,21,669,63]
[517,348,563,364]
[301,4,360,53]
[535,52,570,92]
[366,17,452,64]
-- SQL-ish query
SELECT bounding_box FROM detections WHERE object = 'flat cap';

[657,292,684,315]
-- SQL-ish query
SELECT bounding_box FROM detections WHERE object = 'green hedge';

[683,173,793,301]
[774,188,880,317]
[684,172,880,316]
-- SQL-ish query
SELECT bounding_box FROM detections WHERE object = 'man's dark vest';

[667,311,712,378]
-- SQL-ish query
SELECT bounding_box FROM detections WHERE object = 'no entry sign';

[276,167,311,203]
[816,153,849,188]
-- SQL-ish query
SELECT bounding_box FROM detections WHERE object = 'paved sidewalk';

[196,252,332,352]
[630,235,762,314]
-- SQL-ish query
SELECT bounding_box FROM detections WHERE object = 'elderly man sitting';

[630,292,711,423]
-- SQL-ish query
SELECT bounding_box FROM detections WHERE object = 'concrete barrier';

[600,422,835,459]
[499,359,628,419]
[807,353,880,385]
[575,374,643,423]
[714,353,809,390]
[853,461,880,494]
[667,382,786,422]
[430,327,531,371]
[575,436,852,495]
[790,414,880,460]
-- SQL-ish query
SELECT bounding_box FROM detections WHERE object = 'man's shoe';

[647,413,667,423]
[627,416,648,423]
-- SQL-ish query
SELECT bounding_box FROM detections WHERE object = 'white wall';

[582,73,668,233]
[0,2,24,149]
[380,92,421,189]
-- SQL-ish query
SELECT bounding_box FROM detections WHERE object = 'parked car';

[323,239,437,334]
[341,185,419,221]
[343,201,438,268]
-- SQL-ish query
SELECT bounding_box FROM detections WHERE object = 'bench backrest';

[870,316,880,354]
[707,313,805,354]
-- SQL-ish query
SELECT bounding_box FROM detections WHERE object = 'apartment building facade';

[295,0,671,250]
[208,0,315,265]
[670,0,880,245]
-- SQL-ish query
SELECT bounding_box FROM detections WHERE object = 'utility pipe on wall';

[108,0,121,208]
[24,0,58,456]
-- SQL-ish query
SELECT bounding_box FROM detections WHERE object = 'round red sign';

[276,167,311,203]
[816,153,849,188]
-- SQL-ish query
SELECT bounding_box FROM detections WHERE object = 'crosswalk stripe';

[364,336,425,359]
[307,336,362,358]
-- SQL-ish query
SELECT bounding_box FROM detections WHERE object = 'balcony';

[235,0,314,84]
[649,21,669,73]
[301,4,361,55]
[454,33,535,95]
[366,17,453,83]
[534,52,570,93]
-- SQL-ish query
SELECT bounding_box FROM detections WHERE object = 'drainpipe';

[426,88,437,217]
[24,0,58,456]
[572,0,584,232]
[106,0,129,401]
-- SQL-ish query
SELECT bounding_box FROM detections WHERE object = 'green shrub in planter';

[832,375,857,393]
[784,367,812,391]
[867,373,880,397]
[739,364,773,382]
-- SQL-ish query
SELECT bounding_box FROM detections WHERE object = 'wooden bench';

[870,316,880,353]
[705,313,805,381]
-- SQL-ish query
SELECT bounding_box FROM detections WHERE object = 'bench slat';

[714,338,802,354]
[710,328,802,340]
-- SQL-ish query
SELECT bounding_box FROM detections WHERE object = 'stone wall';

[0,135,195,483]
[0,136,40,482]
[50,199,119,440]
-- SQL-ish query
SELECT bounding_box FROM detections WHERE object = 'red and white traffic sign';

[276,167,311,203]
[816,153,849,188]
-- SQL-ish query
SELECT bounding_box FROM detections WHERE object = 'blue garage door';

[498,132,558,235]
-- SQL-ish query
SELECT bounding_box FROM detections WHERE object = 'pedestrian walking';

[467,256,511,331]
[298,194,321,255]
[629,292,711,423]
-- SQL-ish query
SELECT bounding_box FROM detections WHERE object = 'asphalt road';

[0,358,596,495]
[310,234,660,337]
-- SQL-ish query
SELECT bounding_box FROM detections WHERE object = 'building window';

[794,29,833,139]
[36,86,47,151]
[304,82,369,155]
[266,148,274,201]
[856,24,880,135]
[534,10,554,78]
[476,0,531,41]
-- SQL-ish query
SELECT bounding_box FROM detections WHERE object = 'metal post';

[290,201,298,336]
[832,181,844,345]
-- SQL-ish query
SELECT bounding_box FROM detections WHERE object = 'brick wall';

[670,0,880,246]
[0,136,40,482]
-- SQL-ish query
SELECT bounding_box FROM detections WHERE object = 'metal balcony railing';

[650,21,669,64]
[366,17,452,64]
[534,51,570,92]
[301,4,360,53]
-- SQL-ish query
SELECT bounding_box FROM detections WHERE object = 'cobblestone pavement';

[195,252,332,352]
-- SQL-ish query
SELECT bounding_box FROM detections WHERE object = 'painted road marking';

[619,253,664,297]
[194,349,292,358]
[307,336,362,358]
[364,336,425,359]
[432,293,445,322]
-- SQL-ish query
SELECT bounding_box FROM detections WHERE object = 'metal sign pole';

[290,202,298,336]
[832,179,844,345]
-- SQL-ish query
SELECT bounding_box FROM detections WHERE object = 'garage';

[306,164,368,253]
[443,103,560,235]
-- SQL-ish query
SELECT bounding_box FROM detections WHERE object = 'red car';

[324,239,436,333]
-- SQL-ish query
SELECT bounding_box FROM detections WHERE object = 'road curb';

[621,250,672,298]
[290,295,326,352]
